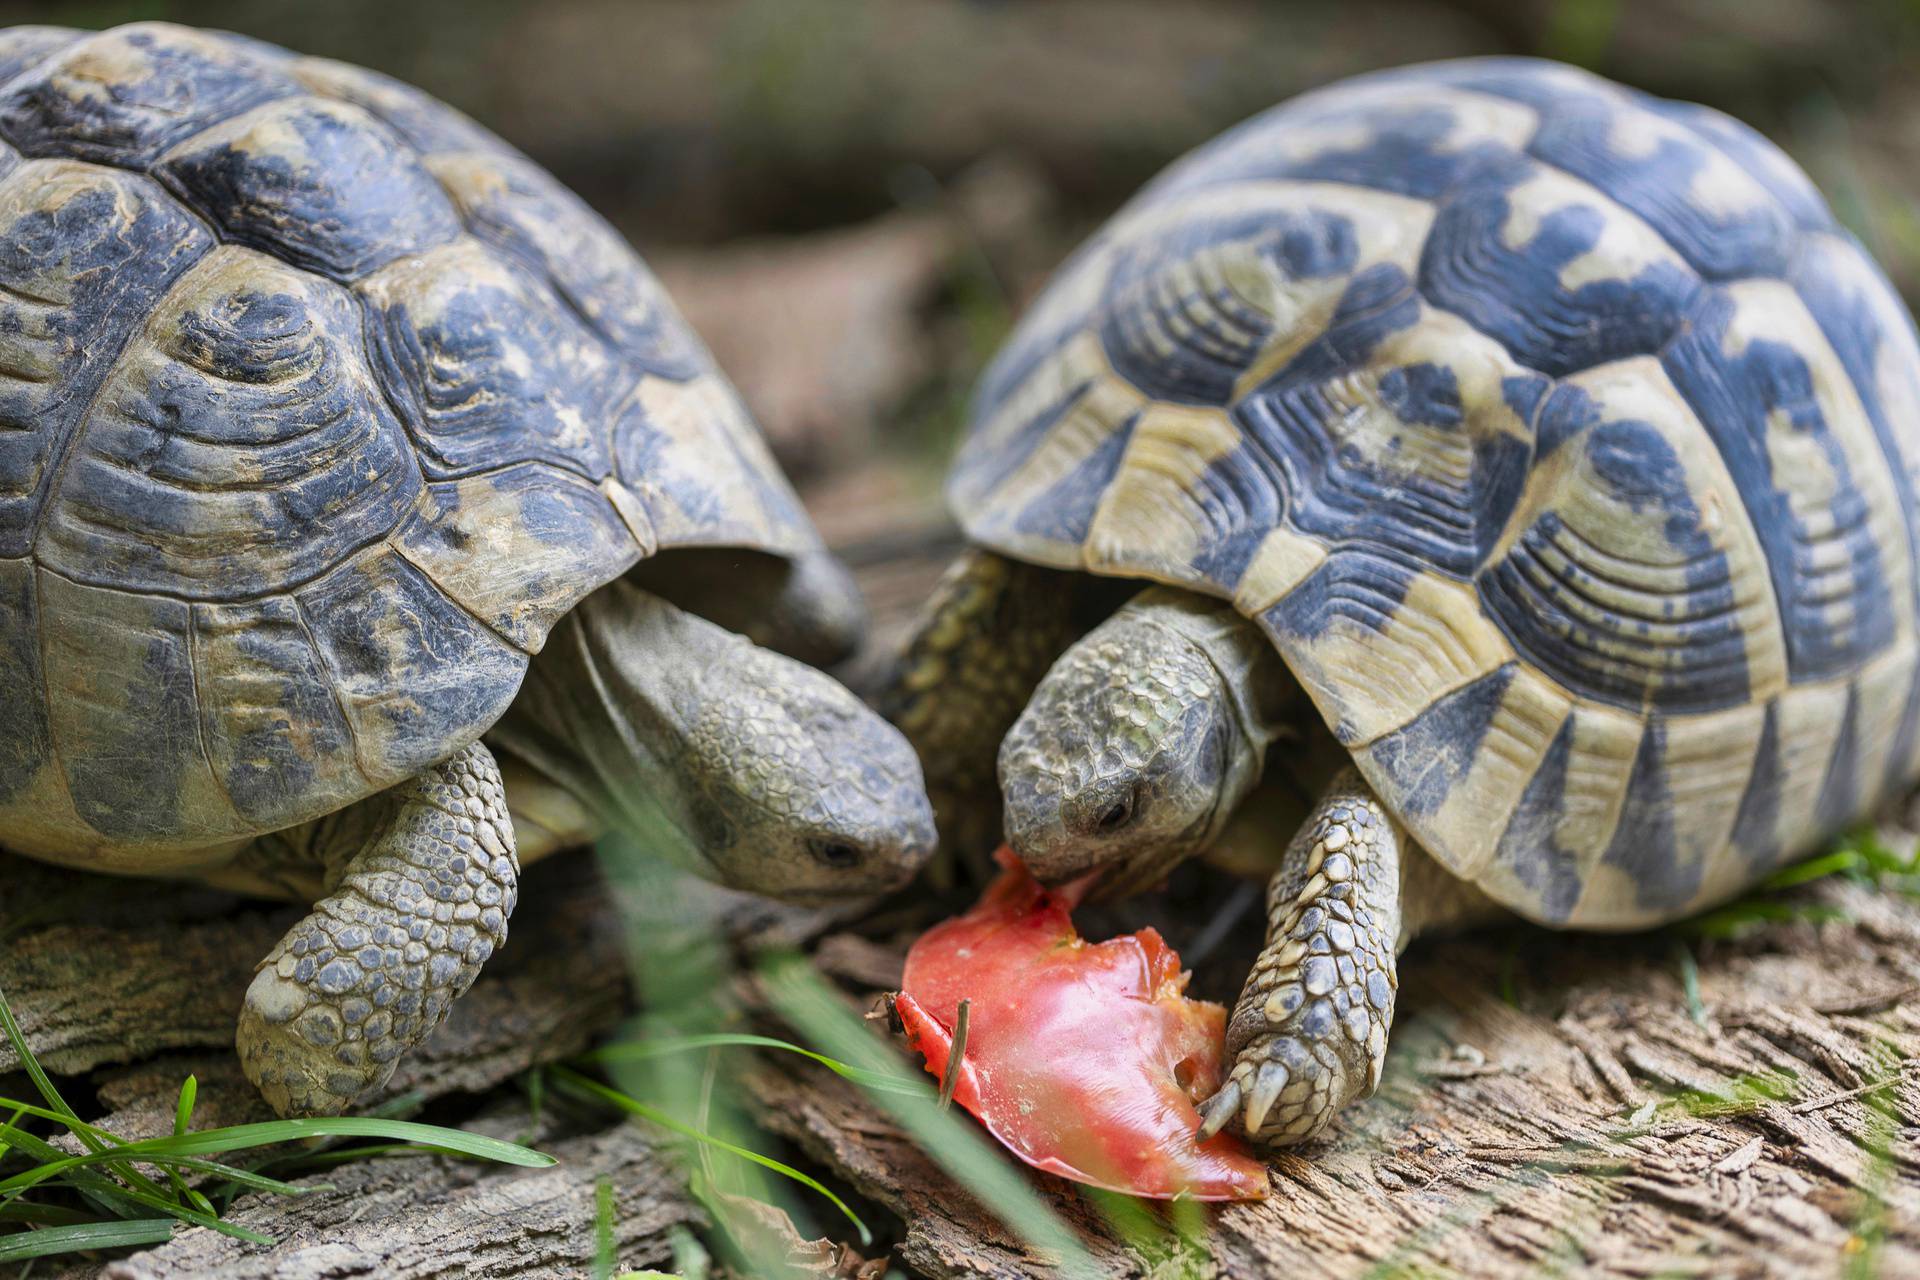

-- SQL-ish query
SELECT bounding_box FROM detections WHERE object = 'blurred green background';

[8,0,1919,503]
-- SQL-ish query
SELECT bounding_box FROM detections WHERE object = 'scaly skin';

[880,549,1089,876]
[236,741,517,1117]
[489,579,935,902]
[1001,588,1503,1148]
[1197,767,1503,1146]
[1001,588,1293,897]
[1198,768,1399,1145]
[228,580,936,1116]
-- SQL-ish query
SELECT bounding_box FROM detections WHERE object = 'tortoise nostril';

[811,839,863,869]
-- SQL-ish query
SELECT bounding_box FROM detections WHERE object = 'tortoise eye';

[1096,791,1136,833]
[810,839,863,869]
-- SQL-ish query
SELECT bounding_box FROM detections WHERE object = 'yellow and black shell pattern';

[0,23,822,868]
[951,58,1920,928]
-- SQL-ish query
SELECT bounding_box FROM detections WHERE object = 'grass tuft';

[0,981,552,1264]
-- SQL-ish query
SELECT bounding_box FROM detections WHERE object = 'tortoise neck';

[1127,586,1298,821]
[485,580,711,867]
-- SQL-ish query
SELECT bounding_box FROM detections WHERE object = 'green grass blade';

[112,1118,553,1167]
[0,1117,550,1209]
[0,1131,313,1201]
[0,1097,143,1149]
[1761,849,1862,891]
[1672,940,1706,1028]
[0,989,177,1210]
[760,954,1102,1279]
[172,1077,197,1138]
[0,1128,163,1227]
[0,987,97,1149]
[68,1178,274,1245]
[550,1066,872,1247]
[594,1176,616,1280]
[0,1217,176,1262]
[583,1033,927,1096]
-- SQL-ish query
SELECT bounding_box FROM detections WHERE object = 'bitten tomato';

[895,848,1268,1201]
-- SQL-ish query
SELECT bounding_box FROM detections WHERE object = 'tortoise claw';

[1195,1077,1242,1141]
[1244,1061,1289,1137]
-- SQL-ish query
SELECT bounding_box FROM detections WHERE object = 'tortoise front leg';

[1197,766,1401,1147]
[235,741,518,1117]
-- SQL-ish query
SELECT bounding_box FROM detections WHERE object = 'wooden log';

[2,851,628,1096]
[79,1110,703,1280]
[743,870,1920,1279]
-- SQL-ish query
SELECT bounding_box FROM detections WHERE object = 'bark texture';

[743,866,1920,1278]
[85,1112,702,1280]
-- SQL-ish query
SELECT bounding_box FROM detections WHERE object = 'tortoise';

[0,22,935,1118]
[887,57,1920,1149]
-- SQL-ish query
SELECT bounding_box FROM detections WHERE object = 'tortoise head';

[684,645,937,901]
[998,596,1263,897]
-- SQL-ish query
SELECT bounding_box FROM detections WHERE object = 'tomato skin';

[897,850,1269,1201]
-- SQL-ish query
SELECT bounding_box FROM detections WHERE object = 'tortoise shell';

[0,23,822,868]
[951,58,1920,928]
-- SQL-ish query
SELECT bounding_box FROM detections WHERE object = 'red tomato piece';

[896,848,1268,1201]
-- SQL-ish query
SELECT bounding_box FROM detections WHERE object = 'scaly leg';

[879,549,1088,873]
[235,741,518,1117]
[1196,764,1503,1146]
[1197,766,1401,1147]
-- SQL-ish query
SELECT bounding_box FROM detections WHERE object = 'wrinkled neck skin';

[487,583,718,878]
[1136,592,1289,833]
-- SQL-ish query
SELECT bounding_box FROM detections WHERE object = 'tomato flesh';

[896,849,1268,1201]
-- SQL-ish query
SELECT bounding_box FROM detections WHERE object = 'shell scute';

[292,56,501,158]
[0,159,213,557]
[429,149,702,379]
[1419,59,1803,279]
[1097,203,1361,406]
[1591,706,1765,920]
[38,568,241,841]
[35,245,422,599]
[359,238,620,482]
[0,27,81,89]
[0,22,299,167]
[1149,78,1536,204]
[1660,281,1912,682]
[157,95,461,281]
[192,593,364,830]
[1523,88,1798,281]
[1417,160,1701,376]
[0,557,46,810]
[1477,362,1786,715]
[1789,233,1920,619]
[1236,301,1535,584]
[1259,554,1512,748]
[395,464,643,652]
[294,549,526,787]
